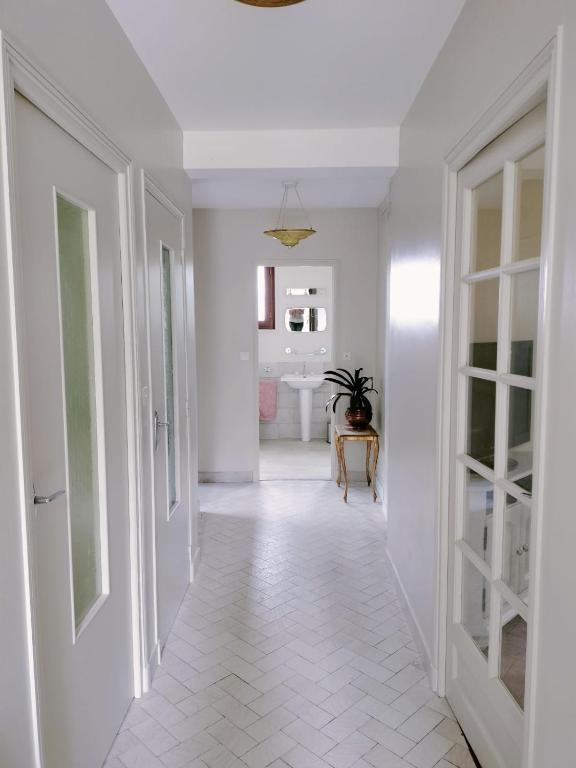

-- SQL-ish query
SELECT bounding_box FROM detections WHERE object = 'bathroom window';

[258,266,275,330]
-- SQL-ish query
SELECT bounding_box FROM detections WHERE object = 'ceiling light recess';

[264,182,316,248]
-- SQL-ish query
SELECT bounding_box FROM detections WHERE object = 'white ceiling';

[106,0,464,130]
[106,0,465,206]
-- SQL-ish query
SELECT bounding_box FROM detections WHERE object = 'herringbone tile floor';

[105,482,475,768]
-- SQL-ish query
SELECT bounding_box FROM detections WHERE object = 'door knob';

[34,489,65,505]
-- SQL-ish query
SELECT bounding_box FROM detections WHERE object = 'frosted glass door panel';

[162,245,178,510]
[57,195,103,630]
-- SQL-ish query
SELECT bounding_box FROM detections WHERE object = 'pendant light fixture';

[235,1,306,6]
[264,182,316,248]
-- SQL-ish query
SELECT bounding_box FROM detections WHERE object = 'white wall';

[194,208,379,480]
[0,3,198,766]
[259,265,334,364]
[383,0,576,762]
[375,205,390,504]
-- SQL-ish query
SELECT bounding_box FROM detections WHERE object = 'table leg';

[340,438,349,503]
[366,441,372,486]
[336,436,343,487]
[371,438,379,502]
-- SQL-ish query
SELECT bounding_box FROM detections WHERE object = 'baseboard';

[346,470,370,484]
[191,546,201,581]
[142,641,160,693]
[386,547,437,691]
[199,471,254,483]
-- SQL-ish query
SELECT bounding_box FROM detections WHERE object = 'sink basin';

[281,374,325,441]
[281,374,325,391]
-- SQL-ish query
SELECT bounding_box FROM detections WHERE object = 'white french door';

[13,92,132,768]
[145,186,190,650]
[447,104,547,767]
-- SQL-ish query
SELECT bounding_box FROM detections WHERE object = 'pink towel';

[259,379,278,422]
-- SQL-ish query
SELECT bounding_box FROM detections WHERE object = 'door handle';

[34,489,65,505]
[154,410,170,451]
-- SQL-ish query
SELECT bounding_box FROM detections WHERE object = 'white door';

[447,104,547,766]
[145,188,189,648]
[13,93,132,768]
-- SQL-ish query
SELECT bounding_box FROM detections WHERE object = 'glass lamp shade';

[264,228,317,248]
[236,1,306,6]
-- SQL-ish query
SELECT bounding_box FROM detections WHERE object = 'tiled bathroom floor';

[260,439,332,480]
[105,481,475,768]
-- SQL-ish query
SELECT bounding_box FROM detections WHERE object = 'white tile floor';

[105,482,475,768]
[260,440,332,481]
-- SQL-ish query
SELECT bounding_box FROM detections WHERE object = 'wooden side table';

[335,424,380,503]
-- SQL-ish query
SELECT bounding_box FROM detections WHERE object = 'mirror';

[286,288,326,296]
[285,308,327,332]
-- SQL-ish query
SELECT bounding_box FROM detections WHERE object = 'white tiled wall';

[259,362,332,440]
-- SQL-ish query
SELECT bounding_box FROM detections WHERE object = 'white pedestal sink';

[281,374,325,442]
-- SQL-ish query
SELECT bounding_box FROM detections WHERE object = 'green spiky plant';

[324,368,378,422]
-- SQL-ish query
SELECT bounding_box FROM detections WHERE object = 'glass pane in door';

[467,378,496,469]
[461,557,491,658]
[507,385,533,484]
[502,498,531,601]
[514,146,544,262]
[500,601,527,709]
[470,171,504,272]
[468,279,499,370]
[57,195,103,629]
[463,469,493,564]
[509,270,539,377]
[162,245,177,510]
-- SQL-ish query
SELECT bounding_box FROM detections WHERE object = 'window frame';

[258,266,276,330]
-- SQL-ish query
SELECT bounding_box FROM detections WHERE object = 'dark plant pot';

[345,407,372,430]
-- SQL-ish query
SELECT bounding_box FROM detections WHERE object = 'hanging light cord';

[276,183,290,230]
[275,183,313,231]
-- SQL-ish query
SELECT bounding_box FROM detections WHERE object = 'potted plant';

[324,368,378,430]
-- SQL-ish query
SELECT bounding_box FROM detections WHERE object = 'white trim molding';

[184,127,399,173]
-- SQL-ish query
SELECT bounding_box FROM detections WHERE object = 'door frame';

[252,257,339,482]
[0,35,144,767]
[140,172,189,688]
[436,33,562,765]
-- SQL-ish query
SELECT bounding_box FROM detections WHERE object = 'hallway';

[106,483,473,768]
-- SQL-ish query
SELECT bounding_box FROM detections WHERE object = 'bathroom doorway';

[257,264,334,480]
